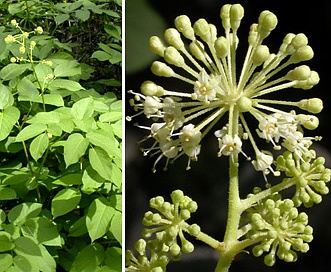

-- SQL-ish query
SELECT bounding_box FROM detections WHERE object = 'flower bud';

[279,33,295,54]
[174,15,195,40]
[193,19,211,42]
[286,65,311,81]
[151,61,174,77]
[297,114,319,130]
[141,81,165,97]
[298,98,323,114]
[220,4,231,30]
[230,4,244,31]
[258,10,278,39]
[214,36,228,58]
[252,45,270,66]
[181,239,194,254]
[164,28,184,50]
[148,36,166,57]
[164,46,185,67]
[290,45,314,63]
[170,189,184,204]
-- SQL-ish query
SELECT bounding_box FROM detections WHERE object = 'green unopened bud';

[10,19,17,27]
[220,4,231,30]
[134,239,146,255]
[35,26,43,34]
[174,15,195,40]
[252,45,270,66]
[193,19,210,42]
[286,65,311,81]
[188,224,201,236]
[264,252,276,266]
[279,33,295,54]
[180,209,191,220]
[150,196,165,209]
[230,4,244,31]
[149,36,166,57]
[214,36,228,58]
[169,243,181,257]
[141,81,165,97]
[151,61,174,77]
[298,98,323,114]
[164,46,185,67]
[297,114,319,130]
[290,45,314,63]
[164,28,184,50]
[181,239,194,254]
[186,201,198,213]
[171,190,184,203]
[258,10,278,39]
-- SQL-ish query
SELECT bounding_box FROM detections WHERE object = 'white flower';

[128,3,322,173]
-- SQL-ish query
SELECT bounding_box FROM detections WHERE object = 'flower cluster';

[125,190,200,271]
[277,151,330,207]
[128,3,322,174]
[246,193,313,266]
[4,19,47,64]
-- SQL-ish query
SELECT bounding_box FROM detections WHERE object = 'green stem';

[214,153,243,272]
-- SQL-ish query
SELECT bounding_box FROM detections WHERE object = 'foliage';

[0,1,122,271]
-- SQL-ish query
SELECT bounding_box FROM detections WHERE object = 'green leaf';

[0,209,6,224]
[27,111,61,125]
[14,236,56,272]
[0,63,30,81]
[71,97,94,120]
[29,133,49,161]
[99,111,122,123]
[47,79,84,92]
[15,123,47,142]
[0,84,14,109]
[34,63,52,83]
[109,211,121,245]
[17,77,39,100]
[109,162,122,188]
[54,60,81,77]
[86,130,121,159]
[0,106,20,141]
[8,203,42,226]
[18,93,64,107]
[53,173,82,186]
[104,247,121,272]
[0,254,13,271]
[55,13,70,25]
[81,166,104,194]
[89,147,113,181]
[70,243,105,272]
[0,232,14,252]
[51,188,81,218]
[0,187,17,200]
[75,8,90,21]
[64,133,89,167]
[21,217,62,246]
[68,216,88,237]
[86,197,115,242]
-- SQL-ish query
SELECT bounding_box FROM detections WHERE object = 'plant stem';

[214,153,243,272]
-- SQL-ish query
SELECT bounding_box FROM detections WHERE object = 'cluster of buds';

[277,151,330,207]
[128,3,323,176]
[4,19,44,59]
[246,193,313,266]
[125,190,201,271]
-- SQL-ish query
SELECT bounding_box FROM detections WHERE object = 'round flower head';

[128,3,322,173]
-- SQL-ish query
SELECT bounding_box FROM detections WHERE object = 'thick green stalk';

[214,153,243,272]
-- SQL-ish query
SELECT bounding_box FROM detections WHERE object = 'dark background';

[125,0,331,271]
